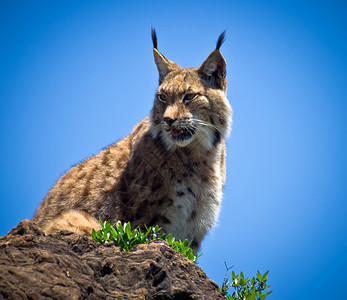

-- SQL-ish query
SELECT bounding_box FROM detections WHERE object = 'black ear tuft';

[151,27,158,49]
[216,31,226,50]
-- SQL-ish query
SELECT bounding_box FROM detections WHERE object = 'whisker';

[192,118,222,134]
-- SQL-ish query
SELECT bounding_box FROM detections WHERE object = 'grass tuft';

[92,220,200,262]
[219,263,273,300]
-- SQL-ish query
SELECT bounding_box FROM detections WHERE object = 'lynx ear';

[152,28,180,84]
[198,31,227,90]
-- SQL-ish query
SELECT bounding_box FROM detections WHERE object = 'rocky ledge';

[0,220,224,299]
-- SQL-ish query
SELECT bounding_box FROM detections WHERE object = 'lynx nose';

[163,117,176,126]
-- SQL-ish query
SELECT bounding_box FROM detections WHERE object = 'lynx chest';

[114,145,224,245]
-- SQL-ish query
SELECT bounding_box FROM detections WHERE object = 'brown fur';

[33,30,232,253]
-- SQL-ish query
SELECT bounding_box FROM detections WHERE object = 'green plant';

[92,220,199,262]
[220,263,272,300]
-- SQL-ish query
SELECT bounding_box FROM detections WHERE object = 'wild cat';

[33,29,232,252]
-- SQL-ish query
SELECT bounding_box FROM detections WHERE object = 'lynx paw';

[44,211,101,236]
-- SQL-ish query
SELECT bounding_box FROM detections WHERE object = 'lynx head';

[150,29,232,151]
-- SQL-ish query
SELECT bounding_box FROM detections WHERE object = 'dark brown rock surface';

[0,220,224,299]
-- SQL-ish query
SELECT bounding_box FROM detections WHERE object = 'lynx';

[33,29,232,252]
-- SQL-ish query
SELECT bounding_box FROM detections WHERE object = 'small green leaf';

[256,270,262,281]
[262,270,270,281]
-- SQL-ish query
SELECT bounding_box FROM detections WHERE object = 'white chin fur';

[174,139,193,148]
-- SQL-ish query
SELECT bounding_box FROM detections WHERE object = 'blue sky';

[1,1,346,299]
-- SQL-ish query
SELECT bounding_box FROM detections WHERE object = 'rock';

[0,220,225,299]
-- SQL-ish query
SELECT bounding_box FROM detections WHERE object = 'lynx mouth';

[171,128,194,142]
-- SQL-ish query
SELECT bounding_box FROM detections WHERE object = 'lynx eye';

[183,93,198,103]
[157,94,167,103]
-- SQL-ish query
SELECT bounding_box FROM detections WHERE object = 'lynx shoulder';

[33,30,232,252]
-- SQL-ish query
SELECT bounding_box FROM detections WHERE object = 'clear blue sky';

[1,1,346,299]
